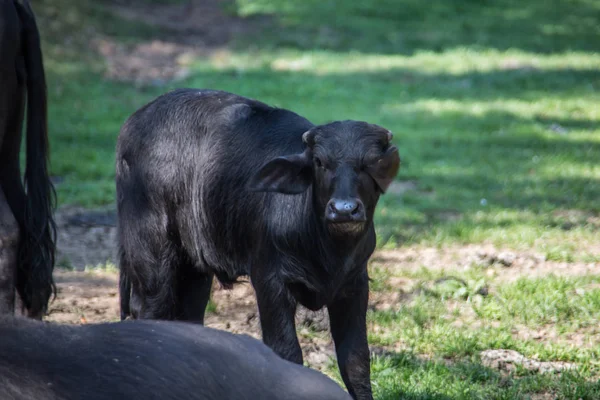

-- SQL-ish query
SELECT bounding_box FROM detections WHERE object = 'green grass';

[35,0,600,253]
[359,268,600,399]
[370,274,600,358]
[367,355,600,400]
[232,0,600,55]
[31,0,600,398]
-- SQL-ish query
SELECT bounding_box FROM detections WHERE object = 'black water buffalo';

[0,316,351,400]
[0,0,56,319]
[116,89,401,399]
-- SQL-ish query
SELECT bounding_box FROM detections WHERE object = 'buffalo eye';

[314,157,324,169]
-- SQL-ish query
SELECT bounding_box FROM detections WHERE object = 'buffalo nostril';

[327,201,336,213]
[351,201,364,216]
[333,199,358,214]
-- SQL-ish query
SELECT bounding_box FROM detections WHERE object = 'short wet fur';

[116,89,400,400]
[0,316,351,400]
[0,0,56,319]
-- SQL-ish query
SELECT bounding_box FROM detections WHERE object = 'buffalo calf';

[116,89,401,399]
[0,316,351,400]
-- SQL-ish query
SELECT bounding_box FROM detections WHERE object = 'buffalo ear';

[248,150,313,194]
[366,146,400,193]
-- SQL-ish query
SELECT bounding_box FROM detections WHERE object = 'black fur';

[116,89,401,399]
[0,316,351,400]
[0,0,56,319]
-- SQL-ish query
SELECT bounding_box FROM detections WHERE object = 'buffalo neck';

[264,186,375,270]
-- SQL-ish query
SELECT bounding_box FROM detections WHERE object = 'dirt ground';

[48,204,600,371]
[48,267,336,370]
[92,0,269,85]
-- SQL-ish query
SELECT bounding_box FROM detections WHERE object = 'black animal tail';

[14,0,57,319]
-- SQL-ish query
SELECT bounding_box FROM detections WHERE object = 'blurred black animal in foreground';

[0,316,351,400]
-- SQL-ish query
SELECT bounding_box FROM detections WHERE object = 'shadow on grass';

[369,348,600,400]
[32,0,174,45]
[372,349,502,399]
[34,0,600,56]
[228,0,600,55]
[372,68,600,100]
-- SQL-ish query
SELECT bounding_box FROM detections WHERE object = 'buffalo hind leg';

[0,187,18,315]
[177,262,213,324]
[118,265,142,320]
[118,241,143,320]
[119,201,179,321]
[135,241,180,320]
[119,264,131,320]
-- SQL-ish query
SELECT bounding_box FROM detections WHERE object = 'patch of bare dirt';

[46,267,336,371]
[528,394,558,400]
[513,324,600,350]
[480,349,576,374]
[91,0,269,84]
[551,209,600,229]
[372,244,599,282]
[92,38,197,85]
[47,270,120,324]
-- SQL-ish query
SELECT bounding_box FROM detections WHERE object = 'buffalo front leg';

[0,187,18,315]
[328,271,373,400]
[177,264,213,324]
[252,271,303,364]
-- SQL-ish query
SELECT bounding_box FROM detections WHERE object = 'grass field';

[31,0,600,398]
